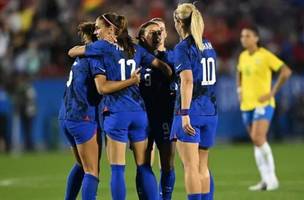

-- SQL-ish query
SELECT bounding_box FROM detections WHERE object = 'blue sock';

[82,173,99,200]
[159,169,175,200]
[188,193,202,200]
[136,170,144,200]
[208,172,214,200]
[65,164,84,200]
[137,164,158,200]
[111,165,126,200]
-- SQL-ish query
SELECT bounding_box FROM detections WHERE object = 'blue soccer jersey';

[174,37,217,116]
[139,49,176,143]
[85,40,155,112]
[58,56,104,121]
[139,50,175,114]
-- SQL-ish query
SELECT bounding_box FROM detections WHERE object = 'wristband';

[180,109,189,116]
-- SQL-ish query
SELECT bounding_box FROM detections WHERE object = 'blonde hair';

[174,3,204,51]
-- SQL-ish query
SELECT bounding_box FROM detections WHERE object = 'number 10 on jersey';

[201,57,216,86]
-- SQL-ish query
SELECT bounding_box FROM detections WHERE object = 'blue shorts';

[242,105,274,127]
[103,111,148,143]
[59,120,97,147]
[170,115,218,148]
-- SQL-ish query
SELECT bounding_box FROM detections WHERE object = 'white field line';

[0,175,64,187]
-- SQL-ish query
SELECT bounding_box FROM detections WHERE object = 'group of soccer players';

[58,2,292,200]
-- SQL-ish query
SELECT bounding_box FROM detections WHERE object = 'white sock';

[254,146,268,183]
[259,142,278,183]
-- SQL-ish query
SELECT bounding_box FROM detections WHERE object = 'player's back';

[87,41,155,113]
[174,37,217,116]
[59,57,101,121]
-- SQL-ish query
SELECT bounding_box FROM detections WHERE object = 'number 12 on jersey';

[201,57,216,86]
[119,58,136,80]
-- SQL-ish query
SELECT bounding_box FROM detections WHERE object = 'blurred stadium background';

[0,0,303,199]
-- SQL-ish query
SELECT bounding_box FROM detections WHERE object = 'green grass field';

[0,143,303,200]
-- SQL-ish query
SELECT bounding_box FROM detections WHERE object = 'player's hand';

[182,115,195,136]
[258,92,273,103]
[131,68,141,85]
[104,34,117,43]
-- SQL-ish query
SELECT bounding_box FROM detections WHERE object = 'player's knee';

[251,135,265,146]
[199,168,210,180]
[184,162,199,174]
[82,163,99,176]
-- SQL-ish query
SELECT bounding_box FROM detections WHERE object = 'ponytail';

[99,13,135,58]
[116,15,135,59]
[174,3,204,51]
[190,9,204,51]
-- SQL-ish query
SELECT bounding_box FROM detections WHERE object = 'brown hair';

[97,13,135,58]
[77,22,97,42]
[137,21,159,40]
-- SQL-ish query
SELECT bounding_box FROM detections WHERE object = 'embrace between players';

[58,2,291,200]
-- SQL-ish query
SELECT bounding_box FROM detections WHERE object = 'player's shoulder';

[202,38,213,49]
[239,49,249,58]
[175,38,189,49]
[258,47,274,57]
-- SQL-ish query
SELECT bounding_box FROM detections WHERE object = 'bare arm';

[94,68,141,95]
[180,69,195,135]
[68,45,85,58]
[180,70,193,110]
[259,65,292,102]
[151,58,172,77]
[271,65,292,96]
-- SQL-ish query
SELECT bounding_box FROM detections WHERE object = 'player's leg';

[170,115,201,200]
[130,111,158,200]
[198,149,210,200]
[198,115,217,200]
[77,132,99,200]
[107,136,127,200]
[177,141,201,200]
[60,120,84,200]
[104,112,128,200]
[158,140,176,200]
[249,106,278,191]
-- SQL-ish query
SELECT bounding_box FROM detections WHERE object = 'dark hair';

[98,13,135,58]
[78,22,97,42]
[243,24,260,37]
[137,21,159,40]
[242,24,261,46]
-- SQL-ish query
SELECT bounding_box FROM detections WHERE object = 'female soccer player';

[137,19,176,200]
[60,21,140,200]
[59,22,103,200]
[170,3,217,200]
[237,25,292,191]
[69,13,172,200]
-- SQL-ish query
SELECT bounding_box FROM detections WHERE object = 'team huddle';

[58,2,291,200]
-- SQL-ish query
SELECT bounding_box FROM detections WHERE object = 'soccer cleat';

[248,181,267,191]
[266,178,279,191]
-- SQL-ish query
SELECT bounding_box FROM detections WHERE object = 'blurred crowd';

[0,0,303,152]
[0,0,303,78]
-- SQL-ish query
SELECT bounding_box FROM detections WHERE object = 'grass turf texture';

[0,143,303,200]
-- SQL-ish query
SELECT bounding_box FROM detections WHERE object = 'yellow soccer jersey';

[237,47,284,111]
